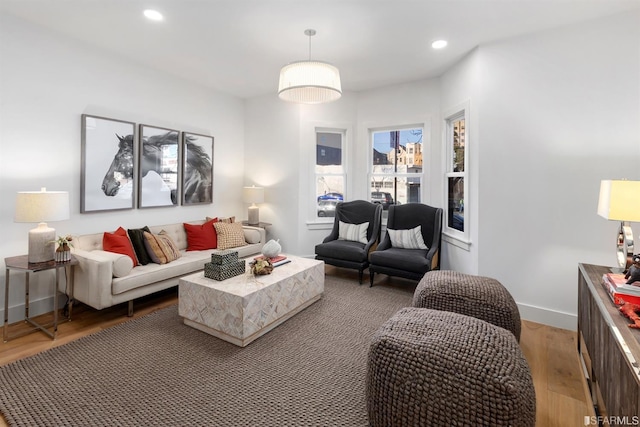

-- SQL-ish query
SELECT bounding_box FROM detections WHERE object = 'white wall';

[244,81,442,259]
[439,48,481,275]
[440,11,640,329]
[0,13,246,321]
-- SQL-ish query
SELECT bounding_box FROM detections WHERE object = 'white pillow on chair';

[388,225,428,249]
[338,221,369,244]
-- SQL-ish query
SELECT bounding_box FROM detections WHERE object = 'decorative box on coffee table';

[204,250,245,281]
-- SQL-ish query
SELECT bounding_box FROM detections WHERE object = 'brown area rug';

[0,276,413,427]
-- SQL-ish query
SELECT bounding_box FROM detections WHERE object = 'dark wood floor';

[0,266,590,426]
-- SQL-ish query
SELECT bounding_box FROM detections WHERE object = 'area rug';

[0,277,413,427]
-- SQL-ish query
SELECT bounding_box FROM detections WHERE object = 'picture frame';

[138,124,180,208]
[81,114,136,213]
[182,132,214,205]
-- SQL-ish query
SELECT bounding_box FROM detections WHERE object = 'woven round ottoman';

[366,307,536,427]
[412,270,521,341]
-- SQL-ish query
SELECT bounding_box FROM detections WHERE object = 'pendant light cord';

[304,29,316,61]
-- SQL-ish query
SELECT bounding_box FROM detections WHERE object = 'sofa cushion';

[157,231,182,262]
[388,225,428,250]
[184,218,218,250]
[143,231,182,264]
[214,222,247,250]
[128,226,152,265]
[143,231,168,264]
[103,227,138,267]
[244,228,261,244]
[208,215,235,223]
[338,221,369,244]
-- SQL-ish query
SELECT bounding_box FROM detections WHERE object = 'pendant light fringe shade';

[278,29,342,104]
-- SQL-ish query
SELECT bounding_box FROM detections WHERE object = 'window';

[444,106,469,241]
[370,127,423,217]
[316,129,346,219]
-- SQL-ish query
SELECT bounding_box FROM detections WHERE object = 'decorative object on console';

[243,186,264,226]
[278,29,342,104]
[619,302,640,329]
[597,179,640,270]
[81,114,136,213]
[139,125,180,208]
[15,188,70,263]
[182,132,213,206]
[262,239,281,258]
[204,251,245,281]
[625,254,640,284]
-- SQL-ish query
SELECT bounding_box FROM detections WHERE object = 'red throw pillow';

[103,226,138,267]
[184,218,218,251]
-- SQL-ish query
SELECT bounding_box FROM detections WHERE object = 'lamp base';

[616,221,635,271]
[28,222,56,263]
[248,206,260,226]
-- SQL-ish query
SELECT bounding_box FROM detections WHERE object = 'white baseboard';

[518,302,577,331]
[0,295,68,325]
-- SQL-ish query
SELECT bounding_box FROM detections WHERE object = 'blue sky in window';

[373,129,422,154]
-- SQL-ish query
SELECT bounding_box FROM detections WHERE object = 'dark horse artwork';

[102,131,212,206]
[102,134,134,197]
[182,134,213,204]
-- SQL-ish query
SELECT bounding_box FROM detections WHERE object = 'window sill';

[442,232,471,251]
[306,221,334,231]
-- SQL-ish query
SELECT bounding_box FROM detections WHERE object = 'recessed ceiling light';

[143,9,164,21]
[432,40,448,49]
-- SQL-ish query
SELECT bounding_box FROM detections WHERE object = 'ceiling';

[2,0,639,99]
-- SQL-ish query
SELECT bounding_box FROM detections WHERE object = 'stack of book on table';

[602,273,640,305]
[253,255,291,267]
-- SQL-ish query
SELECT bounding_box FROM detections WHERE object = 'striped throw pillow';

[388,225,428,250]
[338,221,369,244]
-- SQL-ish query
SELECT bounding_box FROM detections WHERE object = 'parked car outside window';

[317,192,344,202]
[371,191,394,209]
[317,200,339,217]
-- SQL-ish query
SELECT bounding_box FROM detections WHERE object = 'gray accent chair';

[315,200,382,284]
[369,203,442,286]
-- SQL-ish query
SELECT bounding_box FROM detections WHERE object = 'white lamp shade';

[278,60,342,104]
[15,189,70,223]
[243,186,264,205]
[597,180,640,222]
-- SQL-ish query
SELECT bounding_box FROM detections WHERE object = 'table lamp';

[243,186,264,226]
[597,180,640,270]
[15,188,70,263]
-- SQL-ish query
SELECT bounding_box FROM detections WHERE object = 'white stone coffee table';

[178,255,324,347]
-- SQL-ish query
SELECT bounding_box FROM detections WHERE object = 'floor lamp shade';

[597,180,640,269]
[15,188,70,263]
[243,186,264,226]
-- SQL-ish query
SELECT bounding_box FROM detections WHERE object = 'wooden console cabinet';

[577,263,640,419]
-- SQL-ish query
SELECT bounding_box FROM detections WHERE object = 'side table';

[241,221,271,229]
[3,255,78,342]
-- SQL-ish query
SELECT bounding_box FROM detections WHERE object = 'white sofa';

[62,220,265,315]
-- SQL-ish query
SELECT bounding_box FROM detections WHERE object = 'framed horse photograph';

[182,132,213,205]
[81,114,137,213]
[138,124,180,208]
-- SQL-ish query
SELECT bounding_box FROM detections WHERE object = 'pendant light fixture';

[278,29,342,104]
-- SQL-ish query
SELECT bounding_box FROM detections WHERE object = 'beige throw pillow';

[213,222,247,250]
